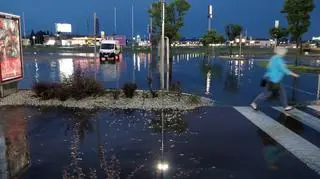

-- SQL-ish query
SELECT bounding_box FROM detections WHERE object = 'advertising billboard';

[0,12,23,84]
[113,35,126,46]
[55,23,72,33]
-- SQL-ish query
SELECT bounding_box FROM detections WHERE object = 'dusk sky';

[1,0,319,39]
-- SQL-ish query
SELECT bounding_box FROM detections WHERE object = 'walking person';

[251,47,299,111]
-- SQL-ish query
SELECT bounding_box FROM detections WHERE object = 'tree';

[269,27,289,45]
[148,0,191,44]
[281,0,315,65]
[148,0,191,84]
[225,24,243,56]
[35,31,45,44]
[201,30,225,47]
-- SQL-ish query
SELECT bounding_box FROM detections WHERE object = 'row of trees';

[148,0,315,61]
[29,30,54,45]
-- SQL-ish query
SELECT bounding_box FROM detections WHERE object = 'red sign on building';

[0,12,23,84]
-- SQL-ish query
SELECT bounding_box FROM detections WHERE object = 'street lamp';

[32,36,35,45]
[132,0,135,48]
[160,0,165,90]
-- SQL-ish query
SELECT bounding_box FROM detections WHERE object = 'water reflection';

[58,58,74,79]
[224,60,245,92]
[0,108,30,178]
[150,110,187,133]
[259,113,303,171]
[34,59,39,83]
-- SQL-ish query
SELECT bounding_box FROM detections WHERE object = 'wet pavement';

[0,106,319,179]
[1,51,320,178]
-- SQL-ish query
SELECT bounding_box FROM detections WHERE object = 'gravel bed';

[0,90,214,110]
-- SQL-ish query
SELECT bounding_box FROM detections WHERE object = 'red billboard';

[113,35,126,46]
[0,12,23,83]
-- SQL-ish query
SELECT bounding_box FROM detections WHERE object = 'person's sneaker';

[251,103,258,110]
[284,106,293,111]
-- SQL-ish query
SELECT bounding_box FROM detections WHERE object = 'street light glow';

[157,162,169,171]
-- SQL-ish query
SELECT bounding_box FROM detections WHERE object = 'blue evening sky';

[1,0,319,39]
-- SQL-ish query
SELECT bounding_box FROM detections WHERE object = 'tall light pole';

[208,5,213,31]
[160,0,165,90]
[274,20,280,50]
[132,1,135,48]
[114,7,117,35]
[22,12,26,38]
[94,13,97,58]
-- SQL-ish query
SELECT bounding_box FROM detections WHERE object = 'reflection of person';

[258,130,285,171]
[251,47,300,111]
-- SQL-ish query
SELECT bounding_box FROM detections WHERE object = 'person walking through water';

[251,47,299,111]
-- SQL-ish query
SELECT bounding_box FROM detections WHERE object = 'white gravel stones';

[0,90,214,110]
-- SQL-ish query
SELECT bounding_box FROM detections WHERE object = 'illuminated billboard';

[0,12,23,83]
[55,23,72,33]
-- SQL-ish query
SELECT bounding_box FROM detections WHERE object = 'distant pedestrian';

[251,47,299,111]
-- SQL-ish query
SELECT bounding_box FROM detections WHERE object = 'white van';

[99,40,121,62]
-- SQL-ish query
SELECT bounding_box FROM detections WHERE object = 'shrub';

[32,82,52,97]
[122,82,137,98]
[32,82,62,100]
[32,70,104,101]
[55,86,69,101]
[146,77,158,98]
[67,70,104,100]
[170,81,182,101]
[113,90,121,100]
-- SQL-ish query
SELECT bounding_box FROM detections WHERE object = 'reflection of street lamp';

[32,36,35,45]
[206,71,212,95]
[157,162,169,171]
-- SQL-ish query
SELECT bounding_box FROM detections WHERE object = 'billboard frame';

[0,12,24,84]
[55,23,72,33]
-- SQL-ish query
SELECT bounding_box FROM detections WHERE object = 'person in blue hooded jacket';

[251,47,299,111]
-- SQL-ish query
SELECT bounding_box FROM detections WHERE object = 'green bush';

[122,82,137,98]
[32,82,62,100]
[32,70,104,101]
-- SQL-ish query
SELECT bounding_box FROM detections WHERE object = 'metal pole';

[94,13,97,58]
[239,33,242,57]
[0,85,3,98]
[165,37,169,91]
[149,5,153,50]
[317,74,320,100]
[208,5,212,32]
[114,7,117,35]
[132,2,134,48]
[160,1,165,90]
[23,12,26,38]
